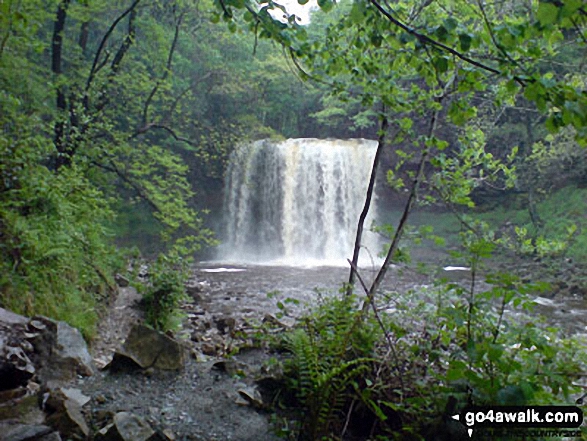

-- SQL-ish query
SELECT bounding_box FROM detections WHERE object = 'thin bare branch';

[143,11,184,125]
[347,113,388,295]
[86,0,141,91]
[134,123,199,149]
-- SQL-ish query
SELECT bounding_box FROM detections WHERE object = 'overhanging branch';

[368,0,528,86]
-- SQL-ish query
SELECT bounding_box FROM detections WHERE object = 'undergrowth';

[0,152,122,338]
[410,185,587,262]
[270,228,587,440]
[141,252,190,332]
[272,286,586,440]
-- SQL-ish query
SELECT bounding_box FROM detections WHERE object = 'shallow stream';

[196,261,587,337]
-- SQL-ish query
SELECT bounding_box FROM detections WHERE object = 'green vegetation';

[211,0,587,438]
[271,234,586,440]
[1,0,586,438]
[142,252,190,332]
[0,0,319,336]
[280,295,377,439]
[407,185,587,264]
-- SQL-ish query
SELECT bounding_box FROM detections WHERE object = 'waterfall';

[221,138,379,265]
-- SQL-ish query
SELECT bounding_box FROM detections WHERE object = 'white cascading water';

[221,138,379,265]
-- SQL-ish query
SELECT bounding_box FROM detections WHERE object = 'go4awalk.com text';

[451,405,583,438]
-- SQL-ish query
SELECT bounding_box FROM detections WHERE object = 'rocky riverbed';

[1,260,586,441]
[76,264,435,441]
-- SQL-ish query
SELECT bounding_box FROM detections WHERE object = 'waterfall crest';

[221,138,379,266]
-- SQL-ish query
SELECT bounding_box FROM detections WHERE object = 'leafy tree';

[211,0,587,437]
[0,0,218,334]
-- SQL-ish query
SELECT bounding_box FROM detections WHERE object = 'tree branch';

[368,0,528,86]
[90,159,161,214]
[143,11,184,126]
[133,123,199,149]
[85,0,141,91]
[363,103,442,311]
[347,112,388,296]
[110,7,137,74]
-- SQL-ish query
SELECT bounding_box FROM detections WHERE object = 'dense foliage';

[211,0,587,439]
[0,0,319,335]
[1,0,586,438]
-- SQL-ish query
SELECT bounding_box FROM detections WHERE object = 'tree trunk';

[362,108,440,311]
[346,115,388,296]
[52,0,71,170]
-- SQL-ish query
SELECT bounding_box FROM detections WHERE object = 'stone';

[110,324,184,371]
[60,387,91,407]
[0,387,27,403]
[161,428,176,440]
[0,358,34,392]
[38,433,62,441]
[237,386,265,409]
[212,360,246,377]
[184,284,203,302]
[115,274,130,287]
[214,316,236,335]
[0,422,53,441]
[0,394,45,425]
[0,308,28,326]
[28,317,95,384]
[44,389,90,438]
[0,311,36,392]
[262,313,294,329]
[200,342,217,356]
[95,412,156,441]
[53,320,95,376]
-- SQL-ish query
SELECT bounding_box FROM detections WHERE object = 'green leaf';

[537,2,559,26]
[459,33,472,52]
[317,0,333,12]
[488,344,505,362]
[443,17,458,31]
[446,360,468,381]
[433,56,449,73]
[350,2,365,24]
[370,32,383,48]
[435,25,448,42]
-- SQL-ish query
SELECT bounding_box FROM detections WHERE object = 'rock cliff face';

[0,307,96,440]
[0,308,95,391]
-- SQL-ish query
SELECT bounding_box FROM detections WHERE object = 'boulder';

[0,309,95,441]
[0,308,29,326]
[44,388,90,438]
[23,316,94,385]
[37,433,62,441]
[0,394,45,425]
[236,386,265,409]
[110,324,184,371]
[0,346,34,391]
[95,412,156,441]
[115,274,130,288]
[0,309,35,391]
[60,387,91,407]
[214,315,236,335]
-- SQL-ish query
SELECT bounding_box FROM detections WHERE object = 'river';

[194,261,587,337]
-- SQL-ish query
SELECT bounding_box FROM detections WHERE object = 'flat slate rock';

[0,308,28,326]
[110,324,184,371]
